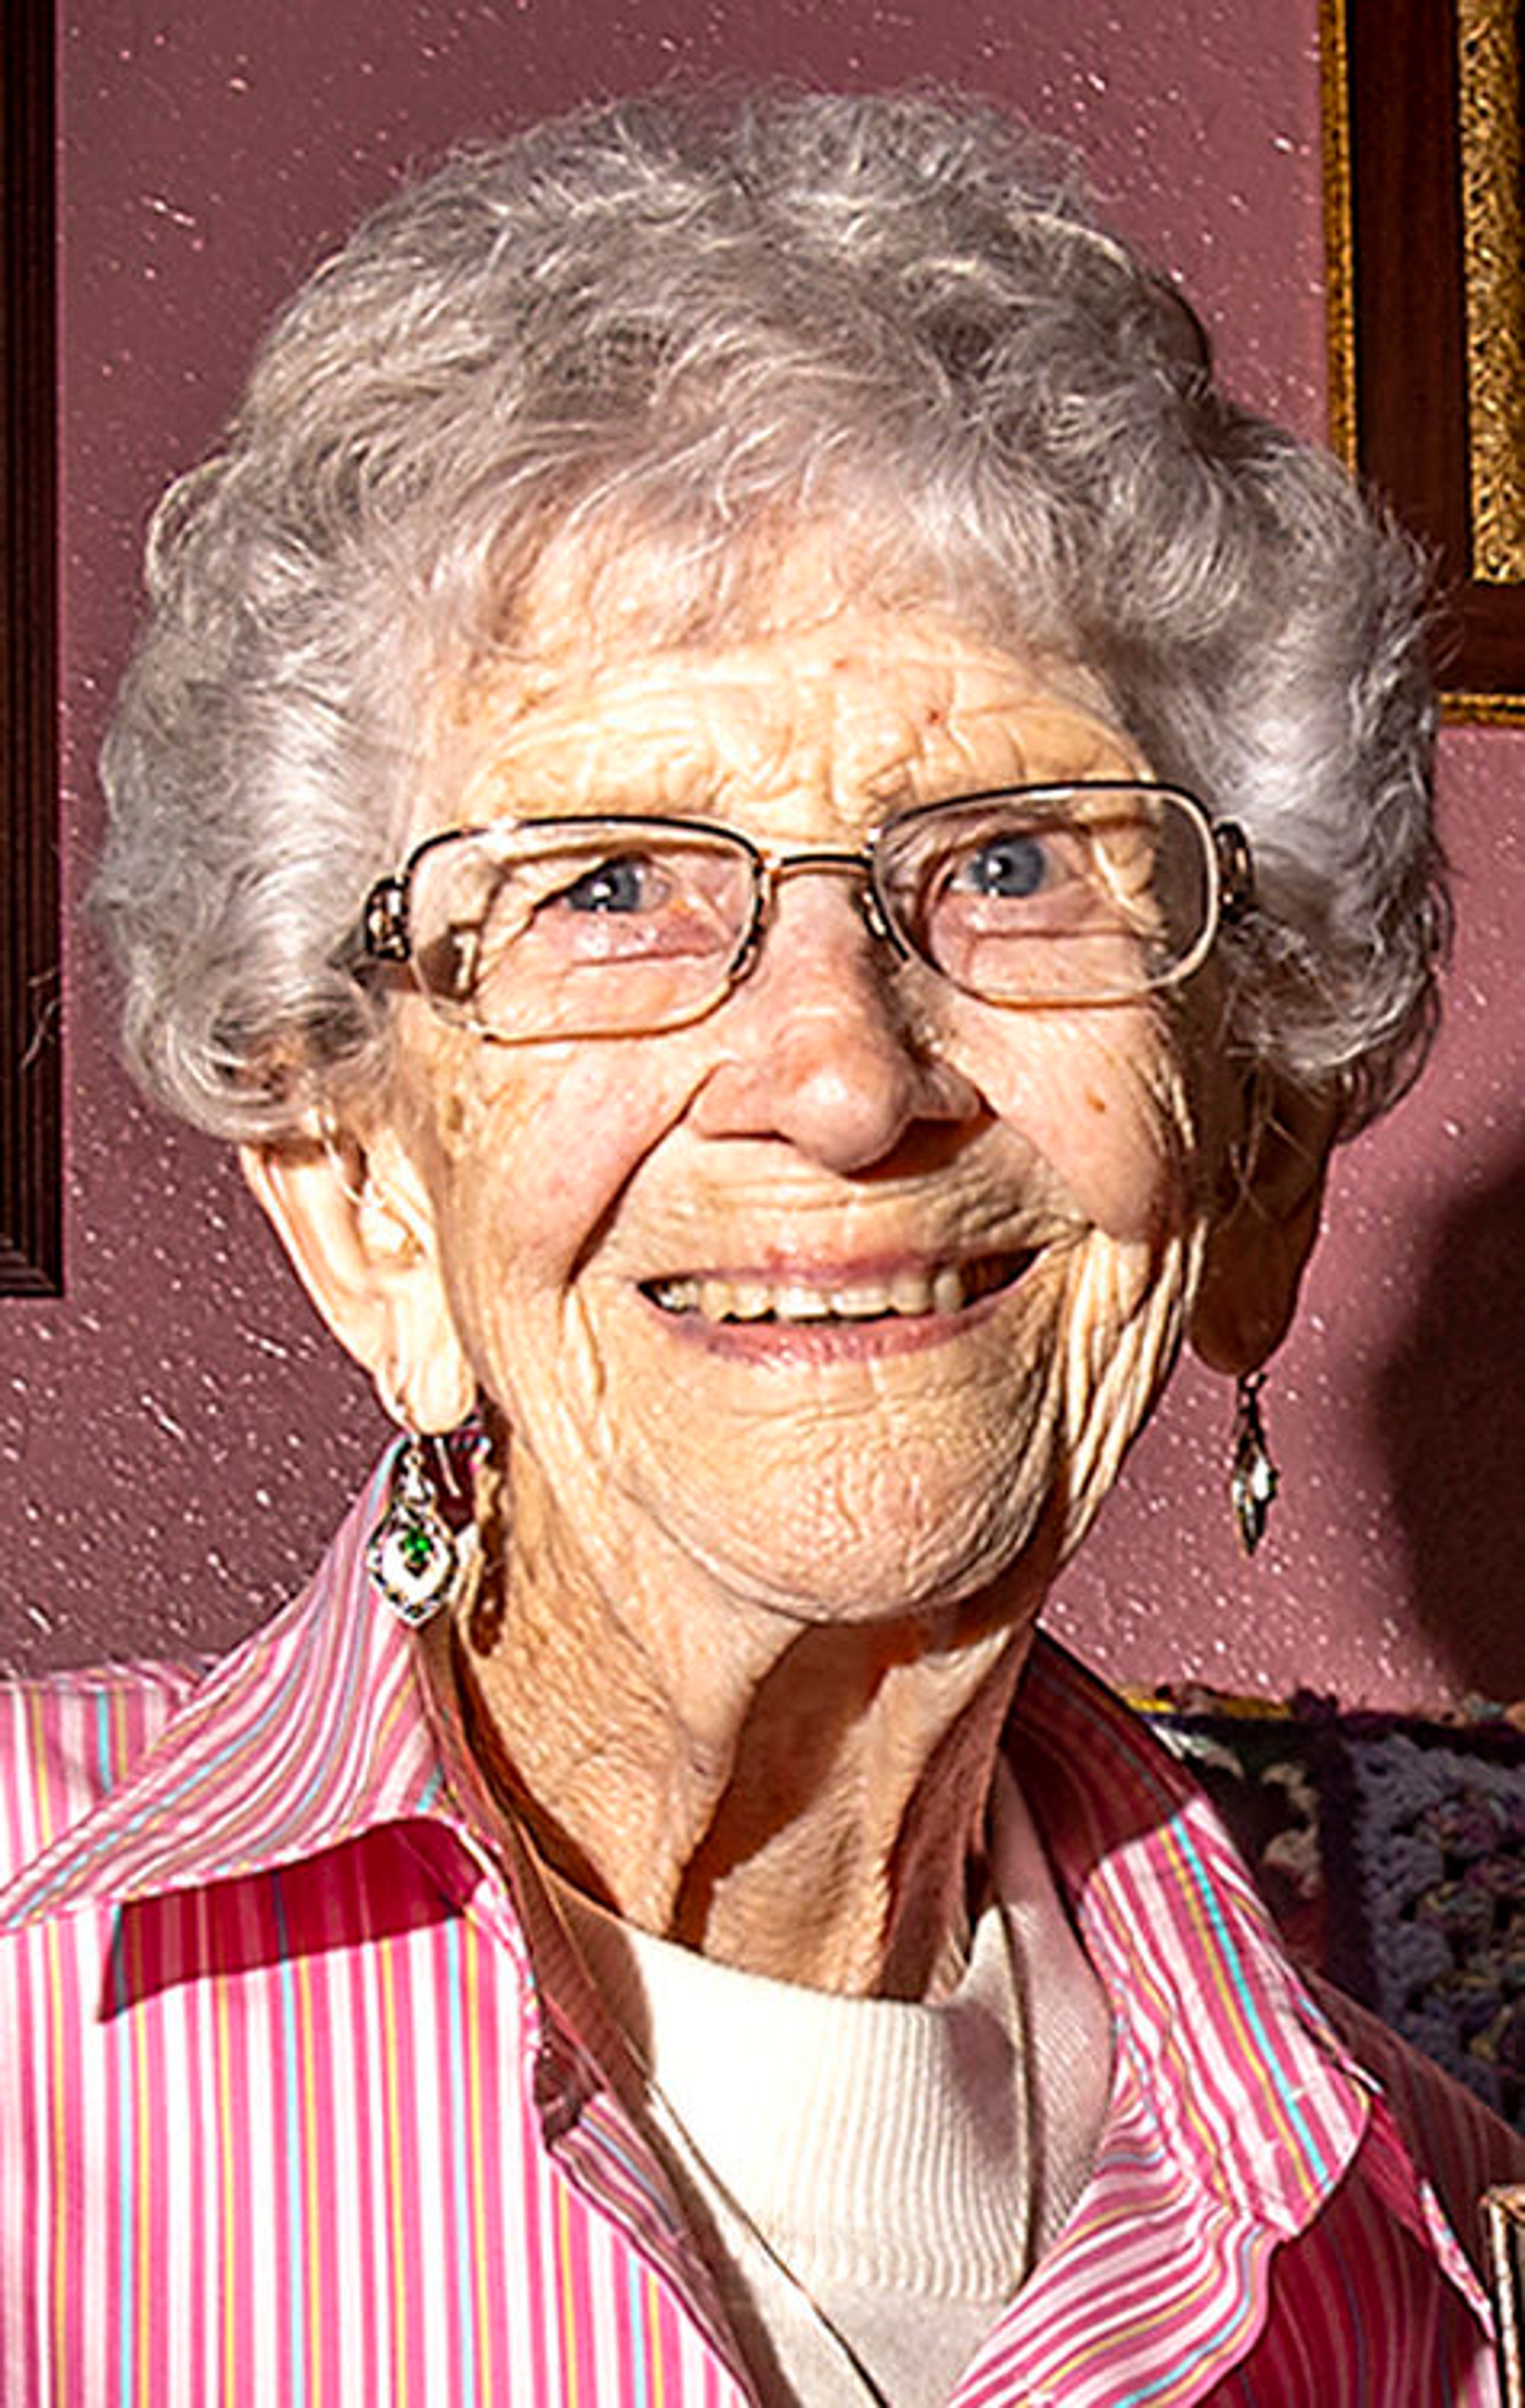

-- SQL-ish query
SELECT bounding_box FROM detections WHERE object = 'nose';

[689,876,980,1174]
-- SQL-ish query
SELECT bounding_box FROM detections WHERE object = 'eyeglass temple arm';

[1212,820,1255,923]
[363,874,413,963]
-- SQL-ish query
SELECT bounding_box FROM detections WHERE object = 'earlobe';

[1189,1078,1340,1377]
[239,1125,476,1432]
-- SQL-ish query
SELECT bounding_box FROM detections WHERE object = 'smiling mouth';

[641,1252,1034,1326]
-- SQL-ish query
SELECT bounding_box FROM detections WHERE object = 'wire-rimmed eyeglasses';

[358,781,1254,1044]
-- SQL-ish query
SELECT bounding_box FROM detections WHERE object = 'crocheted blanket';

[1137,1690,1525,2133]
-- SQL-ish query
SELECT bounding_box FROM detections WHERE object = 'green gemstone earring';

[367,1435,474,1627]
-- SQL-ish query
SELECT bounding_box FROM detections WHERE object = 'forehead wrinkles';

[445,628,1137,833]
[460,643,968,798]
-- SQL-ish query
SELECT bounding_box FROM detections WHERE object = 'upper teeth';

[648,1266,968,1323]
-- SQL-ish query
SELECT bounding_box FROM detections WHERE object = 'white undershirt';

[550,1761,1113,2406]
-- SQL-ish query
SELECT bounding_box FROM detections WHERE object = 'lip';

[636,1248,1037,1362]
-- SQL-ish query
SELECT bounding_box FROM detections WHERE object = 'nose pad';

[691,882,978,1173]
[855,881,900,954]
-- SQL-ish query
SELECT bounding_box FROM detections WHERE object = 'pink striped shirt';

[1,1450,1519,2404]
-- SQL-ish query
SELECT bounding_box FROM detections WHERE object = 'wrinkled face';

[390,591,1223,1628]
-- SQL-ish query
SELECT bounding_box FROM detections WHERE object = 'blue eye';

[561,855,650,913]
[960,835,1049,898]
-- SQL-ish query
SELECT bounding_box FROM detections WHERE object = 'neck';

[453,1447,1044,1999]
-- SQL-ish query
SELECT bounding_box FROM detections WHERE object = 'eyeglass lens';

[404,787,1213,1039]
[878,787,1210,1007]
[411,823,757,1040]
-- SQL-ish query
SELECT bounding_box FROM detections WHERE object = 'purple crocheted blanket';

[1144,1694,1525,2132]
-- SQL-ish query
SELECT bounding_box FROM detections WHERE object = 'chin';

[671,1462,1060,1631]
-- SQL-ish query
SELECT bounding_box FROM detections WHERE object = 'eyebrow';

[472,701,1066,827]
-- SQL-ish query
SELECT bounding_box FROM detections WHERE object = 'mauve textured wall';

[4,0,1521,1705]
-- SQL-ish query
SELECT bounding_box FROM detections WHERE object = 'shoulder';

[0,1656,205,1888]
[1313,1972,1525,2266]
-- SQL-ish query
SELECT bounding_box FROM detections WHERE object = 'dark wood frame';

[1322,0,1525,720]
[1,0,61,1294]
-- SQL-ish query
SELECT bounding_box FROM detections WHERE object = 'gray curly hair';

[96,87,1442,1143]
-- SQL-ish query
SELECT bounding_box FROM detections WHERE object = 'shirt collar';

[0,1449,452,1931]
[0,1443,1404,2231]
[1010,1644,1371,2230]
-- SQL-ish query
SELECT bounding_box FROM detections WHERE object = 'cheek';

[428,1034,695,1315]
[941,1001,1202,1241]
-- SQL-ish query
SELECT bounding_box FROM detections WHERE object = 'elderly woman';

[2,89,1519,2408]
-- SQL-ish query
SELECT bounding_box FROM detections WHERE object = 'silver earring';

[367,1434,474,1627]
[1229,1372,1278,1556]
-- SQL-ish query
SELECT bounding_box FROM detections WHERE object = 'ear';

[240,1121,476,1432]
[1189,1077,1340,1377]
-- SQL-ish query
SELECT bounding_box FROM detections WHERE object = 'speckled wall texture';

[6,0,1521,1705]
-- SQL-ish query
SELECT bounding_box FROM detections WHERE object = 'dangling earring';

[1229,1372,1278,1556]
[367,1433,478,1627]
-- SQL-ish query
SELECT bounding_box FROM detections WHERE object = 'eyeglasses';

[358,781,1253,1044]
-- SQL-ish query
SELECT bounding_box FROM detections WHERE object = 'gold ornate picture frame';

[1486,2187,1525,2404]
[1322,0,1525,722]
[0,0,61,1294]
